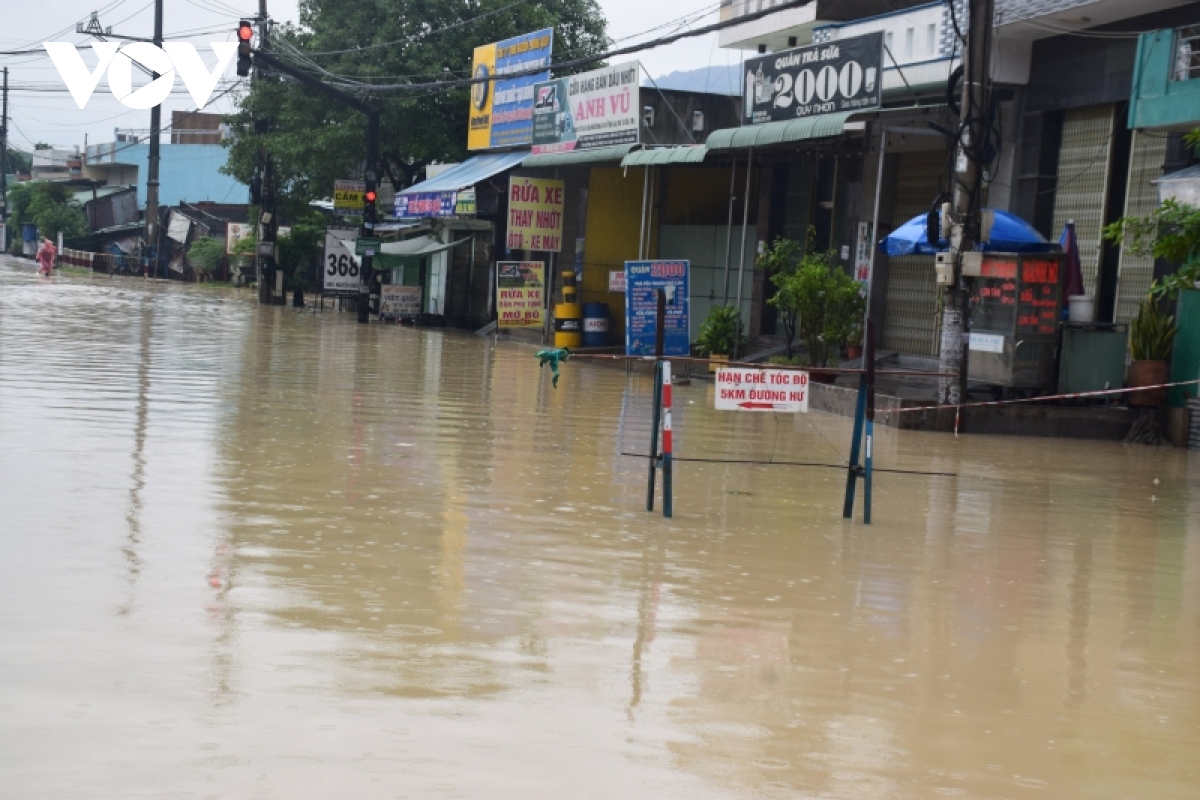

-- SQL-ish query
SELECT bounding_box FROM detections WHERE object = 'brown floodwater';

[2,258,1198,798]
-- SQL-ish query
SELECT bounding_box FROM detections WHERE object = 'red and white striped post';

[662,359,673,518]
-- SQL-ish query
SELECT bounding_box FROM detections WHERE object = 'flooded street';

[2,258,1199,798]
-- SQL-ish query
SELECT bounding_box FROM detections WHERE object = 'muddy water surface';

[2,260,1198,798]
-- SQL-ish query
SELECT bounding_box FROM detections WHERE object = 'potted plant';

[845,321,865,360]
[1128,294,1177,407]
[695,304,747,371]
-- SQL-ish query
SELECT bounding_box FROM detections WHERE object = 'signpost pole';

[662,359,673,519]
[842,378,866,519]
[863,319,876,524]
[645,290,666,512]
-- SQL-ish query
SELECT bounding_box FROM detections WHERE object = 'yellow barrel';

[554,302,583,348]
[561,270,578,304]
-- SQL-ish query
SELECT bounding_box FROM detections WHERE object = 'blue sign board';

[394,192,456,218]
[625,260,690,357]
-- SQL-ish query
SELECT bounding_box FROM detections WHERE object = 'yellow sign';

[496,261,545,329]
[334,179,365,216]
[506,177,564,252]
[467,43,496,151]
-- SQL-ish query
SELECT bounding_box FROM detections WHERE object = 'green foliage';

[7,180,90,247]
[1130,295,1177,361]
[223,0,609,212]
[278,211,326,291]
[4,147,32,175]
[695,304,748,357]
[231,230,258,256]
[764,234,864,367]
[1104,198,1200,300]
[186,236,225,277]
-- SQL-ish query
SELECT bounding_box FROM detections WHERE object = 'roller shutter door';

[882,149,946,356]
[1051,104,1115,299]
[1114,130,1168,324]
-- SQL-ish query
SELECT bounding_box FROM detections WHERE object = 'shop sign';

[225,221,253,255]
[506,177,563,251]
[380,285,422,319]
[532,61,640,154]
[741,32,882,125]
[714,367,809,412]
[322,229,360,295]
[496,261,545,329]
[394,191,456,218]
[454,188,477,215]
[624,260,690,357]
[355,237,381,256]
[608,269,625,293]
[467,29,553,151]
[334,179,365,216]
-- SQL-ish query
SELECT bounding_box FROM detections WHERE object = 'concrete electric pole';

[939,0,994,406]
[144,0,164,278]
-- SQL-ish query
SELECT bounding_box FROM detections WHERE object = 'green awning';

[705,111,857,150]
[522,143,640,167]
[620,146,708,167]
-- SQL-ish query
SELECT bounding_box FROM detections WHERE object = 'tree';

[223,0,609,214]
[4,147,32,175]
[765,233,864,368]
[7,181,90,248]
[186,236,225,278]
[277,210,326,290]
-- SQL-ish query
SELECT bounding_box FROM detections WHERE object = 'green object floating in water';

[535,348,571,388]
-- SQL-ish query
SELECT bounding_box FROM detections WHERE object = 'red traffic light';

[364,190,377,203]
[237,21,254,42]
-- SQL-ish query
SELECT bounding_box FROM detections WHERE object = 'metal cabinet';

[1059,324,1128,395]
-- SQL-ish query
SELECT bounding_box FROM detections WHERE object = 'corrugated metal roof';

[620,146,708,167]
[522,144,640,168]
[399,151,528,195]
[705,111,857,150]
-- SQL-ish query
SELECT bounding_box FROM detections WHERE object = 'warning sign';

[714,367,809,413]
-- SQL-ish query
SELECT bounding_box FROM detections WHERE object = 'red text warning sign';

[714,367,809,413]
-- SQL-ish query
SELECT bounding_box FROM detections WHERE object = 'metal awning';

[399,151,528,195]
[621,146,708,167]
[522,143,640,168]
[706,111,857,150]
[342,234,472,264]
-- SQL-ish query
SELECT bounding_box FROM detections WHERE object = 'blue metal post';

[842,374,866,519]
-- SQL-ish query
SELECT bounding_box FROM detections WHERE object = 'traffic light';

[363,186,377,225]
[236,20,254,77]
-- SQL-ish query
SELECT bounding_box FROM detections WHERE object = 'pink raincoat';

[36,239,57,275]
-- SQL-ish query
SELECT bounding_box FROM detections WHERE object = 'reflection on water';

[1,259,1198,798]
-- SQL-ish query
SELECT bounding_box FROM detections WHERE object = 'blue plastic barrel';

[582,302,609,347]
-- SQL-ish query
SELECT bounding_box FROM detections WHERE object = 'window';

[927,24,937,55]
[905,27,914,59]
[885,31,894,55]
[1175,25,1200,81]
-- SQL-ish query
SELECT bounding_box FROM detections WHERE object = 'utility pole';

[144,0,164,278]
[939,0,993,405]
[1,68,8,254]
[253,0,282,305]
[249,48,379,324]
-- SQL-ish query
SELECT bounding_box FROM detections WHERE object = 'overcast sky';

[1,0,740,153]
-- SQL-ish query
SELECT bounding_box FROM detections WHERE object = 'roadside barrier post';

[843,319,876,524]
[662,359,673,519]
[842,377,867,520]
[645,290,667,512]
[863,320,876,524]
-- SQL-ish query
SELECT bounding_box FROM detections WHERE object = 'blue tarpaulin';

[880,209,1057,256]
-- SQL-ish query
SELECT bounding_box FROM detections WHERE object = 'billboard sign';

[322,229,360,295]
[334,179,365,216]
[532,61,640,155]
[468,29,553,151]
[506,177,564,251]
[394,192,457,218]
[380,285,423,320]
[741,32,883,125]
[624,260,690,357]
[496,261,545,329]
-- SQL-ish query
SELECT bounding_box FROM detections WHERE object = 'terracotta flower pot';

[1128,359,1169,407]
[846,344,863,360]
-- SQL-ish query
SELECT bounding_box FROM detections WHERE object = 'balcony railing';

[1176,25,1200,81]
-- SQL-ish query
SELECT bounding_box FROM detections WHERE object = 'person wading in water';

[36,237,57,276]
